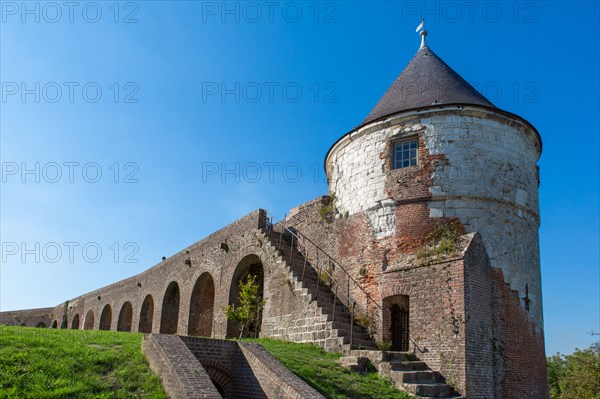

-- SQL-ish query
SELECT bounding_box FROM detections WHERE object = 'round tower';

[325,30,543,330]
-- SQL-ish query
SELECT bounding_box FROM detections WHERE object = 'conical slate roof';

[362,37,494,125]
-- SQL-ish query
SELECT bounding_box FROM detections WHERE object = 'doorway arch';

[160,282,180,334]
[226,254,264,339]
[99,305,112,330]
[84,310,95,330]
[390,304,409,351]
[117,302,133,332]
[188,272,215,337]
[138,294,154,333]
[71,314,80,329]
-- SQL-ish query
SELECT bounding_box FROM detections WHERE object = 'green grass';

[0,326,166,399]
[245,338,414,399]
[0,326,412,399]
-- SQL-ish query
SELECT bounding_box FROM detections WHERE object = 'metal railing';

[264,212,382,347]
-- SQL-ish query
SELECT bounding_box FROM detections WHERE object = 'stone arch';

[203,362,233,399]
[84,310,95,330]
[71,314,80,329]
[226,254,264,338]
[188,272,215,337]
[160,282,180,334]
[117,302,133,332]
[99,304,112,330]
[35,322,46,328]
[383,295,410,351]
[51,320,58,329]
[60,318,68,329]
[138,294,154,333]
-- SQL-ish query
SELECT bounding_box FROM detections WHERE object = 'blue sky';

[1,1,598,356]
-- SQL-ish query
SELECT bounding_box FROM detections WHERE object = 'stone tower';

[0,28,550,399]
[323,30,548,397]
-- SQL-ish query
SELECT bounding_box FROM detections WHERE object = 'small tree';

[224,274,265,339]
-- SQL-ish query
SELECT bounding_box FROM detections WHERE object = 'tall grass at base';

[0,326,166,399]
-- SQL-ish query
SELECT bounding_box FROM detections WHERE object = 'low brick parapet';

[238,342,323,399]
[142,334,222,399]
[142,334,325,399]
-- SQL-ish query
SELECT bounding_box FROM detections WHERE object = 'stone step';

[288,268,321,283]
[428,397,464,399]
[390,370,443,384]
[337,356,370,372]
[281,254,308,266]
[305,293,354,318]
[267,233,378,351]
[296,281,372,340]
[385,351,417,362]
[389,360,429,371]
[340,349,461,398]
[339,335,377,349]
[312,296,352,315]
[334,331,373,346]
[326,320,371,339]
[329,320,367,334]
[405,382,455,398]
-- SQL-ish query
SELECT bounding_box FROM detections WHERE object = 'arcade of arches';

[52,256,265,338]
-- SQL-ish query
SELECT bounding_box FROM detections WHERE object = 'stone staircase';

[339,350,463,399]
[263,230,377,351]
[261,224,461,398]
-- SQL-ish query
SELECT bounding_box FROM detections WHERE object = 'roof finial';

[420,29,428,49]
[415,19,427,49]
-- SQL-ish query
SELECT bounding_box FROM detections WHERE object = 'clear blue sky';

[1,1,598,356]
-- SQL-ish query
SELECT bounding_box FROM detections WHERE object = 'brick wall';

[284,192,548,398]
[180,336,324,399]
[463,233,495,398]
[0,307,56,328]
[492,269,550,399]
[2,207,359,353]
[142,334,222,398]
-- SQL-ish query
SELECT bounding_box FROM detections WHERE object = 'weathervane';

[416,19,427,48]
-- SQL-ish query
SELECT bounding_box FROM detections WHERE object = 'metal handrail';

[264,212,382,342]
[263,211,424,353]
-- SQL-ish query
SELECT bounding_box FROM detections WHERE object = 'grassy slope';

[0,326,412,399]
[0,326,166,399]
[246,338,413,399]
